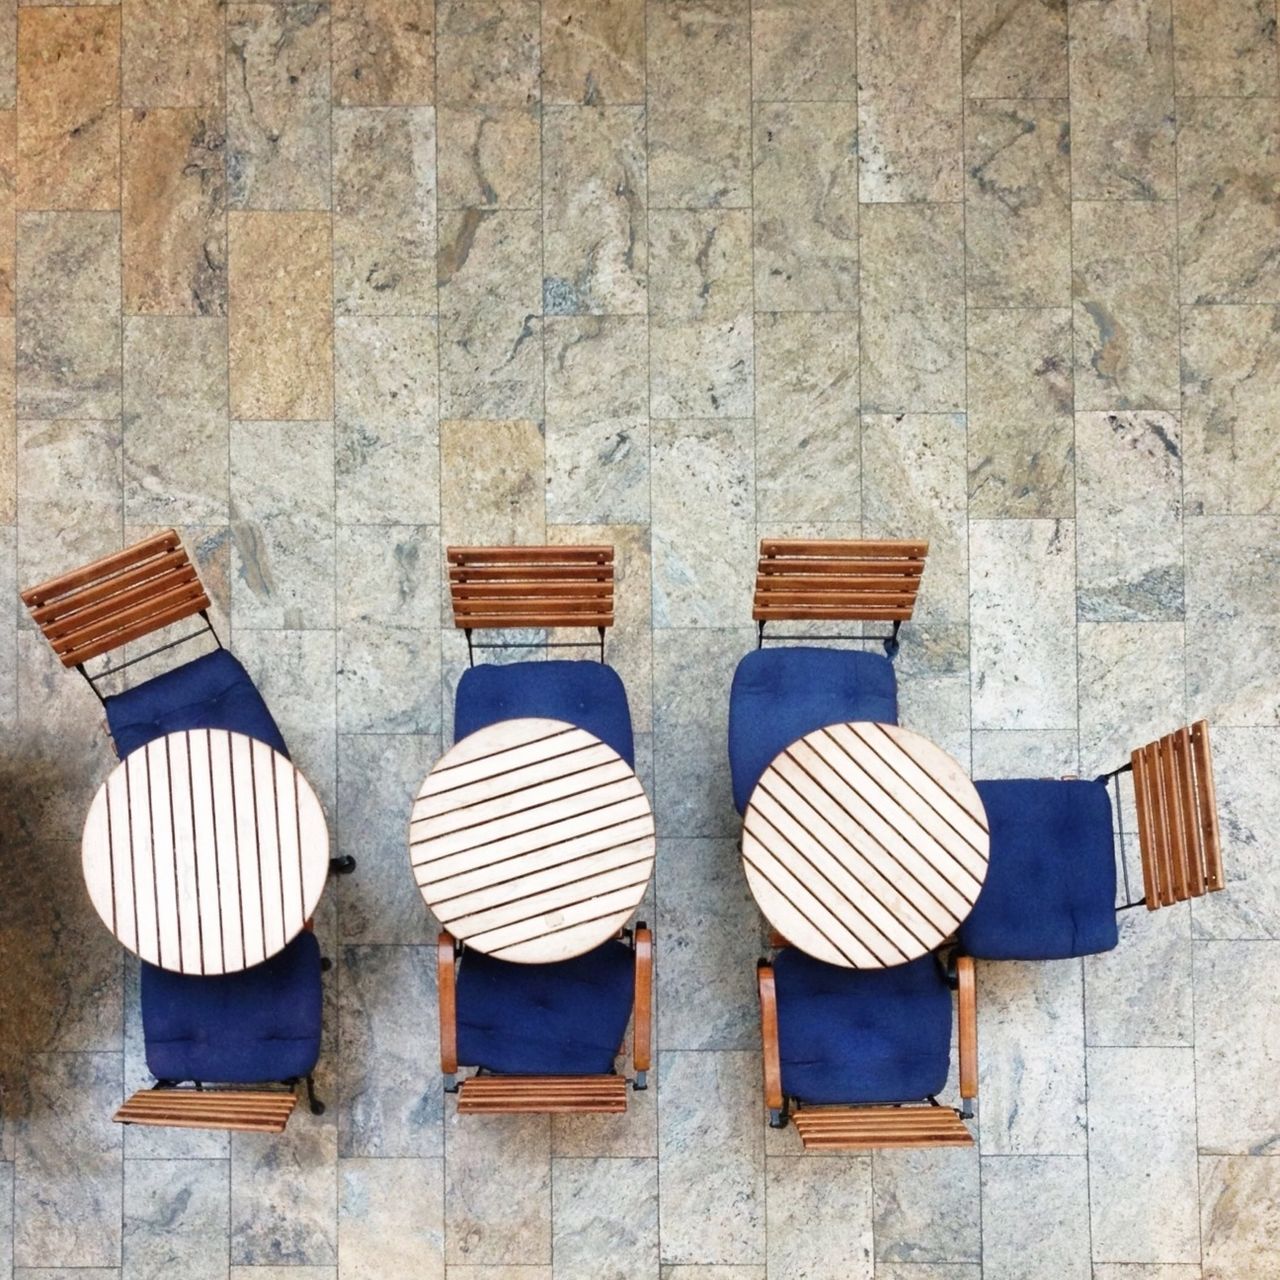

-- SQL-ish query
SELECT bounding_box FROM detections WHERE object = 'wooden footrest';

[115,1088,298,1134]
[793,1105,973,1150]
[457,1074,628,1114]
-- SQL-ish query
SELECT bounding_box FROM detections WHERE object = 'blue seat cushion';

[456,939,635,1076]
[728,646,899,812]
[958,779,1119,961]
[105,648,289,760]
[774,948,952,1106]
[454,659,634,766]
[141,931,322,1084]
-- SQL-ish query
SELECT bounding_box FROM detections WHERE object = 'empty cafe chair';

[727,538,928,813]
[958,720,1223,961]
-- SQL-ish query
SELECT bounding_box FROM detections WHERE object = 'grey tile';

[874,1268,982,1280]
[659,1270,764,1280]
[767,1156,872,1280]
[551,1082,658,1159]
[979,1155,1090,1280]
[551,1156,658,1280]
[230,1270,335,1280]
[971,729,1079,779]
[873,1147,979,1264]
[1200,1154,1280,1278]
[894,622,973,766]
[338,1157,444,1280]
[122,1158,228,1280]
[0,1161,11,1278]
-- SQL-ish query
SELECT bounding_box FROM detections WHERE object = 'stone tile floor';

[0,0,1278,1276]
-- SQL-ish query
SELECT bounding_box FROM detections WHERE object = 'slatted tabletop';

[742,722,989,968]
[81,729,331,975]
[410,718,655,964]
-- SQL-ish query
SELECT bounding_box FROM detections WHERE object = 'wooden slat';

[792,1106,973,1150]
[449,546,613,564]
[957,955,977,1100]
[456,1074,627,1114]
[1191,721,1224,891]
[38,562,200,636]
[114,1088,297,1134]
[21,530,181,605]
[447,544,614,632]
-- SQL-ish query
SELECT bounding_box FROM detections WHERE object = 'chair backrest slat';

[447,545,615,631]
[753,539,928,623]
[115,1087,296,1134]
[456,1074,627,1114]
[21,530,211,668]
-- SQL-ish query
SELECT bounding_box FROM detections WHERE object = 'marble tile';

[123,1158,229,1280]
[657,1051,764,1266]
[228,211,334,420]
[649,210,753,418]
[979,1155,1090,1280]
[873,1147,980,1264]
[229,420,335,629]
[551,1081,658,1158]
[0,522,14,722]
[543,106,647,316]
[861,412,968,625]
[16,6,118,210]
[894,622,973,766]
[543,0,645,105]
[875,1268,982,1280]
[767,1156,872,1280]
[333,106,437,316]
[0,1161,11,1276]
[977,960,1086,1155]
[545,316,649,524]
[332,0,436,107]
[1069,0,1175,201]
[437,106,541,211]
[226,3,331,211]
[1072,202,1179,413]
[339,1157,444,1280]
[13,1052,121,1269]
[1173,0,1277,95]
[122,108,226,316]
[335,316,440,526]
[439,418,546,546]
[230,1270,336,1280]
[444,1104,550,1265]
[962,0,1068,97]
[965,99,1070,308]
[1092,1269,1203,1280]
[122,0,224,109]
[970,519,1076,730]
[754,312,859,523]
[1075,412,1183,622]
[552,1156,658,1280]
[0,1,10,110]
[856,0,962,203]
[966,308,1074,519]
[123,317,227,526]
[1087,1046,1199,1263]
[1177,97,1280,306]
[0,108,13,314]
[448,1270,552,1280]
[0,316,10,524]
[751,0,857,101]
[646,0,751,209]
[436,0,539,106]
[438,211,542,418]
[859,205,965,414]
[1200,1154,1280,1279]
[231,1123,338,1267]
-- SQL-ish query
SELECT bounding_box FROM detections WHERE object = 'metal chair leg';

[305,1074,325,1116]
[329,855,357,875]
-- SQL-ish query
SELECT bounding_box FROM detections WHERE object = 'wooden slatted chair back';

[752,539,928,624]
[792,1105,973,1150]
[21,529,210,668]
[1130,719,1223,909]
[447,545,615,632]
[115,1087,297,1134]
[456,1074,628,1114]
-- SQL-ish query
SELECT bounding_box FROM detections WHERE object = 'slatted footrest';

[114,1088,298,1134]
[457,1075,628,1114]
[793,1105,973,1150]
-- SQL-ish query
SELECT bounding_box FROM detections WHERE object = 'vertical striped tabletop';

[410,718,656,964]
[742,722,990,968]
[81,729,331,975]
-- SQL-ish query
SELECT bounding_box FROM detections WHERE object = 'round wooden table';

[742,721,989,968]
[410,718,655,964]
[81,728,331,975]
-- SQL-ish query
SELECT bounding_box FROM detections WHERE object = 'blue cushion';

[774,948,952,1106]
[454,660,634,765]
[456,939,635,1076]
[958,779,1119,961]
[727,646,899,812]
[105,648,289,760]
[140,931,322,1084]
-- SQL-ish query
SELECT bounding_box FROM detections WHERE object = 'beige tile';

[979,1155,1090,1280]
[1200,1154,1280,1278]
[1069,0,1175,201]
[0,314,13,523]
[752,0,857,101]
[16,7,118,210]
[542,0,644,104]
[448,1270,552,1280]
[962,0,1068,97]
[1173,0,1278,95]
[0,108,12,313]
[339,1158,443,1280]
[857,0,962,202]
[333,0,436,107]
[874,1146,979,1263]
[228,210,333,420]
[659,1270,765,1280]
[768,1157,872,1279]
[436,0,539,106]
[437,105,541,210]
[551,1157,658,1280]
[231,1270,336,1280]
[439,418,546,546]
[123,1159,228,1280]
[122,0,224,109]
[752,101,858,311]
[0,0,13,110]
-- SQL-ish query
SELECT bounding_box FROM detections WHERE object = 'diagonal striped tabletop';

[410,718,656,964]
[81,729,331,975]
[742,722,990,968]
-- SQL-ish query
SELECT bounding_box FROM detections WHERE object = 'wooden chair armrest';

[767,928,790,950]
[758,962,783,1111]
[438,931,458,1078]
[633,925,652,1077]
[956,954,977,1100]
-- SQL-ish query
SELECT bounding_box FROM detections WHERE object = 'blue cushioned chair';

[448,545,634,764]
[758,944,977,1150]
[439,927,653,1114]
